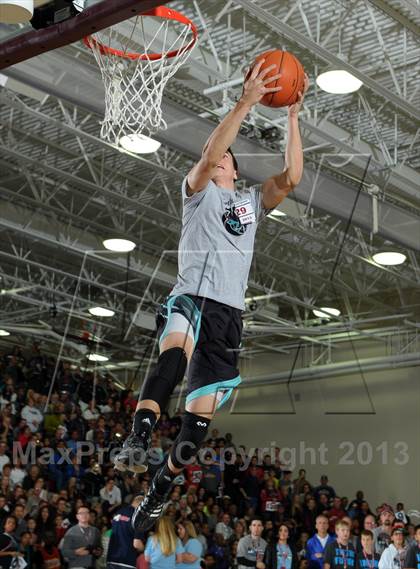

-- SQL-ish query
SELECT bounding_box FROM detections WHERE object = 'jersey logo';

[196,421,207,427]
[222,203,247,236]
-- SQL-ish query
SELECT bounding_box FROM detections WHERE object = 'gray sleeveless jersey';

[170,177,270,310]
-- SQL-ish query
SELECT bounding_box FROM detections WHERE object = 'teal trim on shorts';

[158,295,202,348]
[186,375,242,410]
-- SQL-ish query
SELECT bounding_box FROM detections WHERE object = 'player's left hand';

[288,73,309,117]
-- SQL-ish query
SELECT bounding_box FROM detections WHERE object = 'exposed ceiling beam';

[367,0,420,38]
[234,0,420,121]
[1,65,419,252]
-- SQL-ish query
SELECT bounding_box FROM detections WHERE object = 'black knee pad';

[140,347,187,408]
[170,411,210,469]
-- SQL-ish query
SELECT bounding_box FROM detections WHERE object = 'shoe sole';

[113,459,149,474]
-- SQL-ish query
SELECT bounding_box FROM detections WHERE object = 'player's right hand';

[240,58,282,107]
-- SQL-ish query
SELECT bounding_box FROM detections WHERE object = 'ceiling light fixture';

[88,307,115,318]
[313,307,341,319]
[372,251,406,266]
[102,239,136,253]
[0,1,34,23]
[87,353,109,362]
[316,70,363,94]
[0,329,10,336]
[119,134,161,154]
[269,208,287,218]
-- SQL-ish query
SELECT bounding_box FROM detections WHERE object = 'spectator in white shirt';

[21,392,44,433]
[99,478,122,516]
[0,443,10,472]
[215,513,233,541]
[379,526,408,569]
[10,460,26,488]
[82,400,100,422]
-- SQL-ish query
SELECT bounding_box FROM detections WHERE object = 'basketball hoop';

[84,5,197,147]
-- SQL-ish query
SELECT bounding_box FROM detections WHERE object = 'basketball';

[249,49,306,108]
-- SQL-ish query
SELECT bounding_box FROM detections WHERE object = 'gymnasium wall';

[190,339,420,512]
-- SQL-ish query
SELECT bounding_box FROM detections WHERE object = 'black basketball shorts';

[156,294,243,409]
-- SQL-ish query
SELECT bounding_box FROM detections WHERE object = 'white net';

[85,10,196,145]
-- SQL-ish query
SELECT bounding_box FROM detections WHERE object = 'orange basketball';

[249,49,305,108]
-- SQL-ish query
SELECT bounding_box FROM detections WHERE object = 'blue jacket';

[306,534,335,569]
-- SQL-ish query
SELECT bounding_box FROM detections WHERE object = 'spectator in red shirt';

[260,481,284,521]
[123,390,137,412]
[328,496,347,533]
[184,457,203,490]
[247,457,264,481]
[35,532,61,569]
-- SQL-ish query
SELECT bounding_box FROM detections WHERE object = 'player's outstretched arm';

[186,59,282,195]
[261,73,309,209]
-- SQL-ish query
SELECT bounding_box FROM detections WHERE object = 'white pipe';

[203,76,243,95]
[168,352,420,399]
[242,351,420,386]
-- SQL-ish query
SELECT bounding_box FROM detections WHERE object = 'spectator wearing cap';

[405,523,420,569]
[378,525,408,568]
[313,475,336,503]
[373,504,395,555]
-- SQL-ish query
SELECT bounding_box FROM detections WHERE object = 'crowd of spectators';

[0,344,419,569]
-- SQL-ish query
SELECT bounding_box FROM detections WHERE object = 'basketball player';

[113,58,309,531]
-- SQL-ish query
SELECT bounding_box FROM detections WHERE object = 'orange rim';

[83,5,198,60]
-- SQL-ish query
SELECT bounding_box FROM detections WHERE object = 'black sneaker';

[131,481,170,531]
[113,431,150,473]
